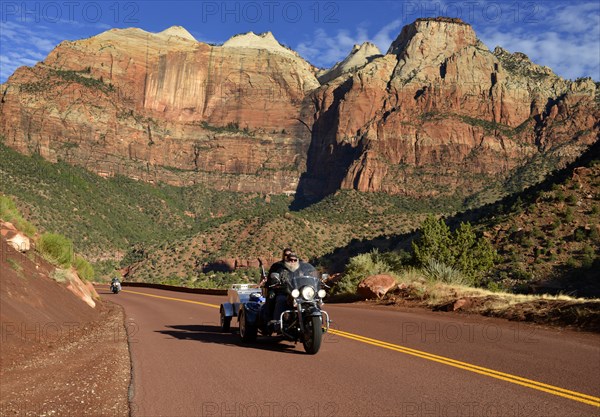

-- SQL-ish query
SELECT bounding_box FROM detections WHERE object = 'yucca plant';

[423,258,468,286]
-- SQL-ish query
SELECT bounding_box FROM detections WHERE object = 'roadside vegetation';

[333,215,498,296]
[0,195,37,237]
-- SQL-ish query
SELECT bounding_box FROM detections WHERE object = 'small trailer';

[219,283,264,332]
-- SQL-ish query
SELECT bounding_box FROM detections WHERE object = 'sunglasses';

[287,258,298,262]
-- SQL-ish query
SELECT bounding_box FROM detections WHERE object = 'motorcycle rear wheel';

[302,316,323,354]
[239,309,257,342]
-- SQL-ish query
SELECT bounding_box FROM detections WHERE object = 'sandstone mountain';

[298,17,598,202]
[1,18,598,203]
[1,27,318,194]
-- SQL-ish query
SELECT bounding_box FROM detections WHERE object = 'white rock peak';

[222,31,294,56]
[157,26,197,42]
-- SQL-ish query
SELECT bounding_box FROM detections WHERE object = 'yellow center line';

[329,329,600,407]
[122,289,220,309]
[119,288,600,408]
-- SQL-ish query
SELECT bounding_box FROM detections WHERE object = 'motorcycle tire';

[220,307,231,332]
[302,316,323,354]
[239,309,257,342]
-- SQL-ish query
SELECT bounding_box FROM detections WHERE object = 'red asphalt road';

[98,286,600,417]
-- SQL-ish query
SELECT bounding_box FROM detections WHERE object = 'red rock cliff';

[298,18,599,200]
[1,20,597,199]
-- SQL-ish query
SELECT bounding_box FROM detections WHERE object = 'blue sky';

[1,0,599,83]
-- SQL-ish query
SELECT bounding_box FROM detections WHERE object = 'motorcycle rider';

[261,248,292,321]
[110,276,121,291]
[267,252,317,328]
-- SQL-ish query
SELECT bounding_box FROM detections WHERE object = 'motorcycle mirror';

[270,272,280,282]
[321,273,329,282]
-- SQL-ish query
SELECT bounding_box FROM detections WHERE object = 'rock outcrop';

[357,274,397,299]
[1,19,597,199]
[1,222,31,252]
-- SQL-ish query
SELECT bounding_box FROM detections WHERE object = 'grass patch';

[38,233,74,268]
[50,268,72,283]
[0,195,37,237]
[385,269,600,330]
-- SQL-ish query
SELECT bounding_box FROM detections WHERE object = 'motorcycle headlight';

[291,289,300,298]
[301,286,315,300]
[317,289,326,298]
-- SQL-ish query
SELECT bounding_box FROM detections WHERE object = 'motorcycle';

[234,262,330,354]
[110,281,121,294]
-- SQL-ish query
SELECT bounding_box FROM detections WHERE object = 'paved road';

[98,286,600,417]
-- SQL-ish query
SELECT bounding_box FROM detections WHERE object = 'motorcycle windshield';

[288,275,320,292]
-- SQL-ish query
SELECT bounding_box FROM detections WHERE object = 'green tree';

[412,215,453,266]
[412,216,498,285]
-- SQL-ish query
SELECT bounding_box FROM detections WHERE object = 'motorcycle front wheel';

[302,316,323,354]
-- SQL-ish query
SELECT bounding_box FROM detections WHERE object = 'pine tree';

[412,216,498,286]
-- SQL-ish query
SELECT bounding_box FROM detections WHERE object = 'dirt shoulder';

[1,300,130,417]
[379,284,600,332]
[1,236,130,417]
[328,276,600,333]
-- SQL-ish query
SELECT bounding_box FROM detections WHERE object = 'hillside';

[339,142,600,299]
[481,147,600,297]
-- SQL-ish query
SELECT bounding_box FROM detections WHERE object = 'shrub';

[412,216,498,284]
[334,250,392,295]
[564,207,574,223]
[512,267,533,281]
[566,257,579,269]
[573,227,587,242]
[38,233,74,267]
[74,255,94,281]
[412,215,453,266]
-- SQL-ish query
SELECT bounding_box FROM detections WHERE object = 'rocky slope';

[1,18,598,200]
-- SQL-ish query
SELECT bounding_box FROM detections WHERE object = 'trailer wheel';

[220,307,231,332]
[239,309,257,342]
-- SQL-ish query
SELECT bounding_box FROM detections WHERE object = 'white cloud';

[479,2,600,80]
[0,19,111,82]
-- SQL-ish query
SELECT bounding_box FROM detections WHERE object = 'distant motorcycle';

[110,281,122,294]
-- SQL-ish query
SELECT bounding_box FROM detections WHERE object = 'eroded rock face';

[1,19,597,198]
[298,17,599,201]
[0,28,318,193]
